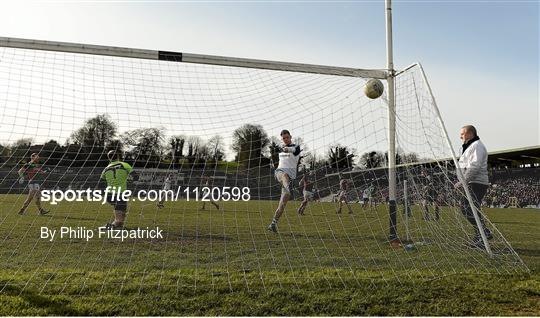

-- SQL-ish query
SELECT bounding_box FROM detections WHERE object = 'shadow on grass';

[515,248,540,257]
[0,281,80,315]
[60,216,99,222]
[493,220,537,226]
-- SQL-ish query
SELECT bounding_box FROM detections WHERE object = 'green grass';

[0,194,538,315]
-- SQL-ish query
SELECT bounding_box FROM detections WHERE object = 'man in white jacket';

[454,125,492,246]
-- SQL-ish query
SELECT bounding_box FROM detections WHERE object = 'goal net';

[0,39,528,294]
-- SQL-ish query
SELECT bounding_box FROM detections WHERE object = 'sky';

[0,0,538,155]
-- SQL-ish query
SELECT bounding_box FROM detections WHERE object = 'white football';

[364,79,384,99]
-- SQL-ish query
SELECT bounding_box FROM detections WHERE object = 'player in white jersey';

[361,184,374,208]
[336,177,354,214]
[157,174,172,209]
[268,129,301,233]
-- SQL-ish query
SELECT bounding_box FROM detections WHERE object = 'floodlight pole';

[386,0,398,243]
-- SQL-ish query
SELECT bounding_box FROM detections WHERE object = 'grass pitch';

[0,194,538,315]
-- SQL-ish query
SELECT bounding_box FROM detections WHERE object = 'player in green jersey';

[101,150,133,229]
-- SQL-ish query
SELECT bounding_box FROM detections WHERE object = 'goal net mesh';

[0,45,527,293]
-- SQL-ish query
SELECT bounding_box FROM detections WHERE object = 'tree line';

[0,114,419,171]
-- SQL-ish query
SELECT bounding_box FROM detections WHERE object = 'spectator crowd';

[484,173,540,208]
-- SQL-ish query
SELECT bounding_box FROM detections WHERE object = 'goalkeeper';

[101,150,133,229]
[267,129,301,233]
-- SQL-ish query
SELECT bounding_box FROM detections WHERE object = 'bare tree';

[231,124,269,169]
[186,136,205,158]
[206,135,225,161]
[12,138,34,148]
[123,127,166,164]
[70,114,117,147]
[359,151,385,169]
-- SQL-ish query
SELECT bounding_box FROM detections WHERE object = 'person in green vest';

[101,150,132,229]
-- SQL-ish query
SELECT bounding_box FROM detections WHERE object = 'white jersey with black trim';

[276,144,301,180]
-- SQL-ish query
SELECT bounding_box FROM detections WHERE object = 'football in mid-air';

[364,79,384,99]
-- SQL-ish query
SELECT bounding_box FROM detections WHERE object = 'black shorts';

[107,195,128,212]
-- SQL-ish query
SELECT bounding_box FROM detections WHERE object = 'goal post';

[385,0,399,244]
[0,36,387,79]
